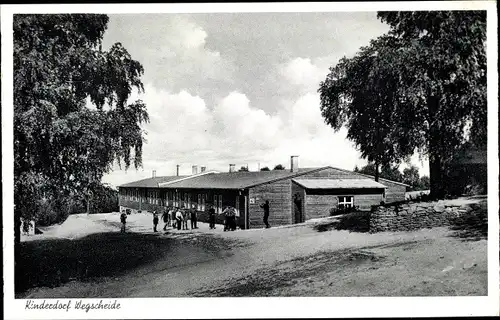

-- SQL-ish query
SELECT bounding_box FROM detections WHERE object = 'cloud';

[100,13,429,187]
[281,58,328,91]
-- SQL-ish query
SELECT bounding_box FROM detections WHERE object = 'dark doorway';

[293,193,304,223]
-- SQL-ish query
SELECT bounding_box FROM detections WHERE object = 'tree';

[320,11,486,197]
[319,35,410,181]
[376,11,486,198]
[380,164,403,183]
[419,176,430,191]
[238,166,249,172]
[356,163,403,183]
[273,164,285,170]
[260,167,270,171]
[14,15,149,244]
[402,165,420,190]
[356,163,377,176]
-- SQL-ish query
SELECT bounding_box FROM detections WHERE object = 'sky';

[99,12,429,188]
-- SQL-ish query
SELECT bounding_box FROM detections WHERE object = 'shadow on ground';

[15,232,174,295]
[447,208,488,241]
[313,211,370,233]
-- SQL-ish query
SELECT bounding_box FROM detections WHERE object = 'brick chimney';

[229,164,236,173]
[192,165,198,175]
[176,165,180,176]
[200,166,206,173]
[152,170,156,178]
[290,156,299,173]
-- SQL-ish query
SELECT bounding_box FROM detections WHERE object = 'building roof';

[331,167,410,187]
[119,175,189,188]
[159,167,328,190]
[293,178,387,189]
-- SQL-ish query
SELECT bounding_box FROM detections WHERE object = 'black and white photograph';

[2,1,498,319]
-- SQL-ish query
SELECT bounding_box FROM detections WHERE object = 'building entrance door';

[293,194,303,223]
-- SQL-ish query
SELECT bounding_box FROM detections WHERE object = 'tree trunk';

[14,214,21,245]
[429,154,444,199]
[374,161,380,182]
[427,93,445,199]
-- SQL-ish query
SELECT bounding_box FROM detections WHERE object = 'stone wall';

[369,198,487,233]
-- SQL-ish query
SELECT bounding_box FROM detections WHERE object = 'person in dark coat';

[152,211,159,232]
[222,207,230,231]
[208,205,216,229]
[190,207,198,229]
[161,208,170,231]
[120,211,127,233]
[260,200,270,228]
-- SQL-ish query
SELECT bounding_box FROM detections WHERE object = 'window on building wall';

[338,196,354,209]
[218,195,223,214]
[197,194,201,211]
[235,196,240,217]
[202,194,206,211]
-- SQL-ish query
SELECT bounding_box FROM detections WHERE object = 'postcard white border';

[2,1,499,319]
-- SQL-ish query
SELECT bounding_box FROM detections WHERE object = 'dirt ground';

[18,212,487,298]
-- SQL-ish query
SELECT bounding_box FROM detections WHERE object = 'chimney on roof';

[229,164,236,173]
[152,170,156,178]
[200,166,206,173]
[290,156,299,173]
[192,165,198,175]
[176,165,180,176]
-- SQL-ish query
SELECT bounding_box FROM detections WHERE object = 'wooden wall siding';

[305,193,384,219]
[305,194,337,220]
[291,181,306,223]
[301,167,406,203]
[248,179,292,228]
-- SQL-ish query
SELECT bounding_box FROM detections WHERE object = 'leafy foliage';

[14,15,148,239]
[260,166,270,171]
[319,11,486,198]
[273,164,285,170]
[238,166,249,172]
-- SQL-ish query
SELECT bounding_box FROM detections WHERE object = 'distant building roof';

[331,167,410,187]
[293,178,387,189]
[159,167,329,189]
[119,176,189,188]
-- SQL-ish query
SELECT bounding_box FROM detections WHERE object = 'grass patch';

[15,232,174,295]
[314,211,370,233]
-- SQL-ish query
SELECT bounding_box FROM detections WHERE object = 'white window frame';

[197,194,202,211]
[338,196,354,209]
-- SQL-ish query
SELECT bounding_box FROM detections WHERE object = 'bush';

[329,206,359,216]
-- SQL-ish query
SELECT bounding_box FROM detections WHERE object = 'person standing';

[208,205,216,229]
[222,207,228,231]
[190,207,198,229]
[175,208,183,230]
[182,208,189,230]
[260,200,270,228]
[169,207,176,228]
[120,210,127,233]
[161,208,169,231]
[153,211,159,232]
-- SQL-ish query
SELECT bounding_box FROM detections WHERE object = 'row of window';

[120,189,239,216]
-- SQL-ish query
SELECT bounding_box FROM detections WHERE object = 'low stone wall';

[369,198,487,233]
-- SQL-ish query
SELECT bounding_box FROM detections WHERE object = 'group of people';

[154,206,199,232]
[120,200,272,233]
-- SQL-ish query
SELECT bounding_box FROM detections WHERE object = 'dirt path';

[20,215,487,298]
